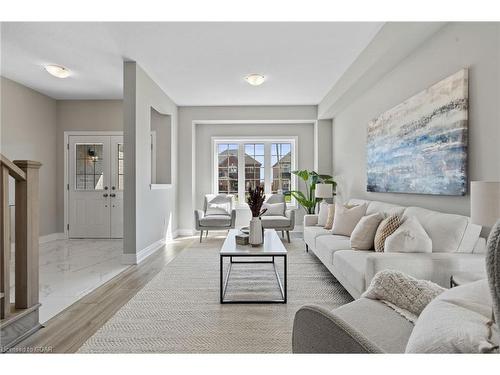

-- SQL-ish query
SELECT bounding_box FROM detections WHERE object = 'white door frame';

[63,131,123,239]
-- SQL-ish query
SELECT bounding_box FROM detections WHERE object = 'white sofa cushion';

[303,226,331,248]
[332,203,368,236]
[385,216,432,253]
[333,250,373,295]
[403,207,469,252]
[406,280,499,353]
[314,235,351,265]
[350,213,384,250]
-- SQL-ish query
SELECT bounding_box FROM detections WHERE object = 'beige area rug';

[78,234,353,353]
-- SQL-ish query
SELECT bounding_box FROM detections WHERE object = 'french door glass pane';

[244,143,265,200]
[117,143,124,190]
[75,144,104,190]
[271,143,292,201]
[217,143,238,200]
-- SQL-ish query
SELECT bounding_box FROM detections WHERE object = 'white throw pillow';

[405,280,499,353]
[262,202,285,216]
[331,203,367,236]
[384,216,432,253]
[317,201,329,227]
[350,213,384,250]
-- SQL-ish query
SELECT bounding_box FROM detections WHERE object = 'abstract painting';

[367,69,468,196]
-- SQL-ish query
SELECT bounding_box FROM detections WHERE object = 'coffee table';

[220,229,287,304]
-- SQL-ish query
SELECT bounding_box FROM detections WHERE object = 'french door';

[68,135,124,238]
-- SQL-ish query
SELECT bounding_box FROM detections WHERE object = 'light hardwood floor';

[10,237,196,353]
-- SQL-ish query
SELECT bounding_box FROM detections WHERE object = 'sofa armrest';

[230,209,237,228]
[303,214,318,227]
[292,304,383,353]
[285,208,296,228]
[194,209,204,230]
[364,252,487,289]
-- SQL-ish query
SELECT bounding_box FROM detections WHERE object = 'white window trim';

[211,136,298,208]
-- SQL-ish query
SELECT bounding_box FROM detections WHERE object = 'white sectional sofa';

[303,198,487,298]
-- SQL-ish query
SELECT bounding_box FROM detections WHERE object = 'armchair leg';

[306,244,309,252]
[286,231,291,243]
[206,230,209,238]
[281,230,285,238]
[199,230,203,243]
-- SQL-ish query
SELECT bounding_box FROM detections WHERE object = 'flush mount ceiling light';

[45,64,71,78]
[244,74,265,86]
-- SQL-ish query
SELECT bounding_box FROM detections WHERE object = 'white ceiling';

[1,22,383,105]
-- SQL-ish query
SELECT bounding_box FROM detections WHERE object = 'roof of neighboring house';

[218,150,261,166]
[272,152,291,168]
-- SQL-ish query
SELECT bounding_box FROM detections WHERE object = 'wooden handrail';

[1,154,26,181]
[1,154,41,326]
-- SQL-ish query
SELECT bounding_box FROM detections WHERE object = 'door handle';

[110,193,116,198]
[103,193,109,197]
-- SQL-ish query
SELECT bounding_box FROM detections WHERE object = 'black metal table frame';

[219,254,287,304]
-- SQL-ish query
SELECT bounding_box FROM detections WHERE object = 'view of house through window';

[214,139,295,204]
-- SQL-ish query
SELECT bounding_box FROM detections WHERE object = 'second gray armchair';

[260,194,296,243]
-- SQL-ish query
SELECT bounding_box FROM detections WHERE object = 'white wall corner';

[122,238,166,265]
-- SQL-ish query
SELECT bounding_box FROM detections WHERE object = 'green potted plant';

[287,170,336,214]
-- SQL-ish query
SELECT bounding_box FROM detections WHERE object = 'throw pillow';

[405,280,500,353]
[374,214,403,252]
[350,213,384,250]
[362,270,445,323]
[385,216,432,253]
[262,202,285,216]
[317,201,329,227]
[331,203,367,236]
[324,204,335,229]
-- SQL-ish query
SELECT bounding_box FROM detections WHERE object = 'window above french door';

[212,137,297,207]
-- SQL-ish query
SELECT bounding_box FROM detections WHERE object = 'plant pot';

[249,217,263,246]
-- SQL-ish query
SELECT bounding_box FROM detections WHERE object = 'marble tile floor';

[10,239,128,323]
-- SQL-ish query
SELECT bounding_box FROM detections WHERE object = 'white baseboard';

[39,232,65,244]
[176,229,195,236]
[122,238,166,265]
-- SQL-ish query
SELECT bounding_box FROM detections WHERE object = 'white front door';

[68,135,124,238]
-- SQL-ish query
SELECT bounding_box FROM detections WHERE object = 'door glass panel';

[117,143,124,190]
[75,143,104,190]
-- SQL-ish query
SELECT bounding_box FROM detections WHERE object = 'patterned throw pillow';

[374,214,403,252]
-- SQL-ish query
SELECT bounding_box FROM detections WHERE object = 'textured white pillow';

[262,202,285,216]
[317,201,329,227]
[385,216,432,253]
[350,213,384,250]
[331,203,367,236]
[406,280,500,353]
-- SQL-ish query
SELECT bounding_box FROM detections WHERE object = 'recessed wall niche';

[150,107,172,186]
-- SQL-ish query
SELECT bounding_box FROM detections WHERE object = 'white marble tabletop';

[220,229,287,256]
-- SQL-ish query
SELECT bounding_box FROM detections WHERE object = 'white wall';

[195,122,315,227]
[177,105,318,232]
[123,62,178,261]
[56,100,123,232]
[1,77,58,237]
[332,22,500,216]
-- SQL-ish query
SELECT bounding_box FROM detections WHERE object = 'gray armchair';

[260,194,296,243]
[194,194,236,242]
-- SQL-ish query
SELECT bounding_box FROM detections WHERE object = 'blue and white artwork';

[367,69,468,196]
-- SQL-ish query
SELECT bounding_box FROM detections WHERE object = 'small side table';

[450,271,486,288]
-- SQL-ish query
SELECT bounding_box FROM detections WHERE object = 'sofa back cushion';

[348,199,405,217]
[403,207,469,252]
